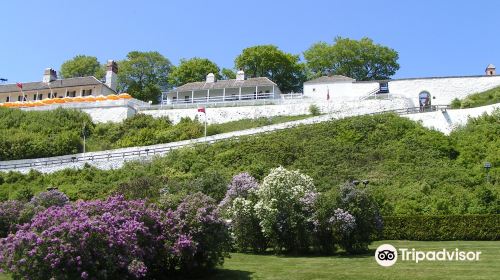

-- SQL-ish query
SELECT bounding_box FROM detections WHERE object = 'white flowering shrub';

[254,167,318,253]
[222,173,267,252]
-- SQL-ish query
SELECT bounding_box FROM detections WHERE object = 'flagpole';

[204,112,207,141]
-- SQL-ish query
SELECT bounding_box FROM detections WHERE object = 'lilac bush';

[30,189,69,208]
[220,173,266,252]
[0,200,24,237]
[0,196,173,279]
[171,192,231,272]
[219,172,259,210]
[255,167,319,253]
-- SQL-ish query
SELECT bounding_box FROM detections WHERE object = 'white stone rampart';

[304,75,500,107]
[19,99,148,123]
[403,103,499,135]
[141,98,411,124]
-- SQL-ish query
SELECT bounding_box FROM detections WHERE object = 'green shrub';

[382,215,500,240]
[450,98,461,109]
[309,104,321,116]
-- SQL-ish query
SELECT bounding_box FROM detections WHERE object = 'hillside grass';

[0,107,314,159]
[208,240,500,280]
[206,115,312,135]
[451,86,500,109]
[0,110,498,216]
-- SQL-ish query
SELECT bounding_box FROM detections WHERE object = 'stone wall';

[141,98,411,124]
[403,103,499,135]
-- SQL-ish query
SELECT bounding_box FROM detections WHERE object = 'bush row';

[382,215,500,240]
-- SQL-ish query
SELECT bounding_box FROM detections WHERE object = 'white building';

[0,60,119,103]
[304,64,500,108]
[163,70,281,105]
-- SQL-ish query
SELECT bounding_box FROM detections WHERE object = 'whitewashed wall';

[388,76,500,107]
[404,103,499,135]
[141,98,410,124]
[304,75,500,106]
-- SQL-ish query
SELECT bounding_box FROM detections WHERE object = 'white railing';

[138,93,304,111]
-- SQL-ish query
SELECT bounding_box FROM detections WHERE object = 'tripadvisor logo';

[374,244,481,267]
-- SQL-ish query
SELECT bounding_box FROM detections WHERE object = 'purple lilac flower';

[329,208,356,235]
[219,173,259,209]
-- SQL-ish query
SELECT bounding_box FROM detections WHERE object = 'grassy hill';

[0,107,311,160]
[451,86,500,109]
[0,110,498,216]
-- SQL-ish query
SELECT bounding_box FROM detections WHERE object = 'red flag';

[16,82,23,89]
[197,107,205,113]
[326,88,330,101]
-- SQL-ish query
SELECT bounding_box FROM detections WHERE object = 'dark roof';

[0,76,111,94]
[304,75,355,85]
[171,77,277,92]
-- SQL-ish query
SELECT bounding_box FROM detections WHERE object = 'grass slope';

[211,240,500,280]
[451,86,500,109]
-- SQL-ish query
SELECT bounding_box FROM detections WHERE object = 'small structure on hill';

[162,70,281,105]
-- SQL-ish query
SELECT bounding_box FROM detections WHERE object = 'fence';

[137,93,304,111]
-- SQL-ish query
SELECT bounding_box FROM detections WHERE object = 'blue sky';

[0,0,498,83]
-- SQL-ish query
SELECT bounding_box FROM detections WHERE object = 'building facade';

[0,60,119,103]
[162,71,281,105]
[304,65,500,108]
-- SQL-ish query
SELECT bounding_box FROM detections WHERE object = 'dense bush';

[220,173,267,252]
[383,215,500,240]
[255,167,318,253]
[0,200,24,237]
[170,192,231,271]
[0,108,89,160]
[0,194,231,279]
[312,182,382,254]
[0,112,498,216]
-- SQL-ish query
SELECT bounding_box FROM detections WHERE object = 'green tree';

[117,51,172,103]
[168,57,220,87]
[221,68,236,80]
[303,37,400,80]
[235,45,306,93]
[60,55,104,79]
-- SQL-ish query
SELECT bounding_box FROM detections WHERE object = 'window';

[33,94,37,100]
[82,89,93,96]
[38,94,43,100]
[53,92,58,98]
[67,91,76,97]
[172,97,177,101]
[6,96,10,102]
[313,88,316,92]
[491,71,494,75]
[184,96,190,102]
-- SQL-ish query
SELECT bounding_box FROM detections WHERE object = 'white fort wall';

[141,98,411,125]
[304,75,500,106]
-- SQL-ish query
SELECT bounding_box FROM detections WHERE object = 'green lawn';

[209,240,500,280]
[1,241,498,279]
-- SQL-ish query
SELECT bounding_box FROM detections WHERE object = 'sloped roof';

[304,75,355,85]
[486,64,496,69]
[0,76,110,94]
[171,77,277,92]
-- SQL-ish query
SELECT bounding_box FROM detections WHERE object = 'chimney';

[105,60,118,91]
[236,70,245,81]
[485,64,496,76]
[42,68,57,83]
[206,73,216,83]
